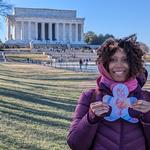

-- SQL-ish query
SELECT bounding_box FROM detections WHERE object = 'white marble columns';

[7,18,11,40]
[7,20,84,44]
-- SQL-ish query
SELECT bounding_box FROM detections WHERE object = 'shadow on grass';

[1,77,50,90]
[0,133,43,150]
[0,77,84,91]
[0,74,95,90]
[0,68,96,81]
[0,77,77,104]
[0,100,72,121]
[0,69,30,78]
[0,87,76,112]
[1,111,68,146]
[43,77,96,81]
[1,109,69,129]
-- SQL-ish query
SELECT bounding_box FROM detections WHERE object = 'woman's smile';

[108,50,129,82]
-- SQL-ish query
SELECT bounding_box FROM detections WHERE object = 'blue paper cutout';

[102,83,139,123]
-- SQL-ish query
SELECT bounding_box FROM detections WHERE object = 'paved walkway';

[53,62,99,73]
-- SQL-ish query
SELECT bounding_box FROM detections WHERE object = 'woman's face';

[108,49,129,82]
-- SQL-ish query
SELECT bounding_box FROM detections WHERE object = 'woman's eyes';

[110,58,116,62]
[110,58,127,62]
[122,58,128,62]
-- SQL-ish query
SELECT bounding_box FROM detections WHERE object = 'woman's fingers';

[94,108,109,116]
[131,100,150,113]
[90,101,109,109]
[90,101,110,116]
[91,105,109,110]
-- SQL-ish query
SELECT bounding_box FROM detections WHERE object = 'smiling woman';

[107,50,129,82]
[67,34,150,150]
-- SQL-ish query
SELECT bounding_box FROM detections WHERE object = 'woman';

[67,35,150,150]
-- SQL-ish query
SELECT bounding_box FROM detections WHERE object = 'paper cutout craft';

[102,83,139,123]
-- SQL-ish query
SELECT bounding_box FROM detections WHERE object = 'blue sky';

[0,0,150,46]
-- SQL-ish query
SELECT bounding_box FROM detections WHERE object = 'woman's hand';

[131,100,150,113]
[90,101,110,117]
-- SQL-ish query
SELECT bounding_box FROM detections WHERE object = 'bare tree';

[0,0,12,17]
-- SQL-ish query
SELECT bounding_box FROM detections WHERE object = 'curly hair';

[96,34,145,78]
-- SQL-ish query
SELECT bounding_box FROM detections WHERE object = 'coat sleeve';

[141,91,150,149]
[67,89,101,150]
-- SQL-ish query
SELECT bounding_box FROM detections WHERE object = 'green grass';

[0,62,97,150]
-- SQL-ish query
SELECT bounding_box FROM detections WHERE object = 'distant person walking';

[79,59,83,70]
[85,58,89,69]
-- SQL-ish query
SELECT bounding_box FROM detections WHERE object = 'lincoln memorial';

[6,7,85,46]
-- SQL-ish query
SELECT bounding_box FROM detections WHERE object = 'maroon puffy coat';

[67,82,150,150]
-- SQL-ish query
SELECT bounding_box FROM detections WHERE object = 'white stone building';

[5,7,85,46]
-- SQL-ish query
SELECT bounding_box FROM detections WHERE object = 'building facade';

[6,7,85,45]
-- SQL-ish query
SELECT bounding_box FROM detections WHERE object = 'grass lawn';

[0,62,97,150]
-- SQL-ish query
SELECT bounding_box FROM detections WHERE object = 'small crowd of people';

[79,58,91,70]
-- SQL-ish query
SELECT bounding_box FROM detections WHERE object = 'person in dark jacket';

[67,34,150,150]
